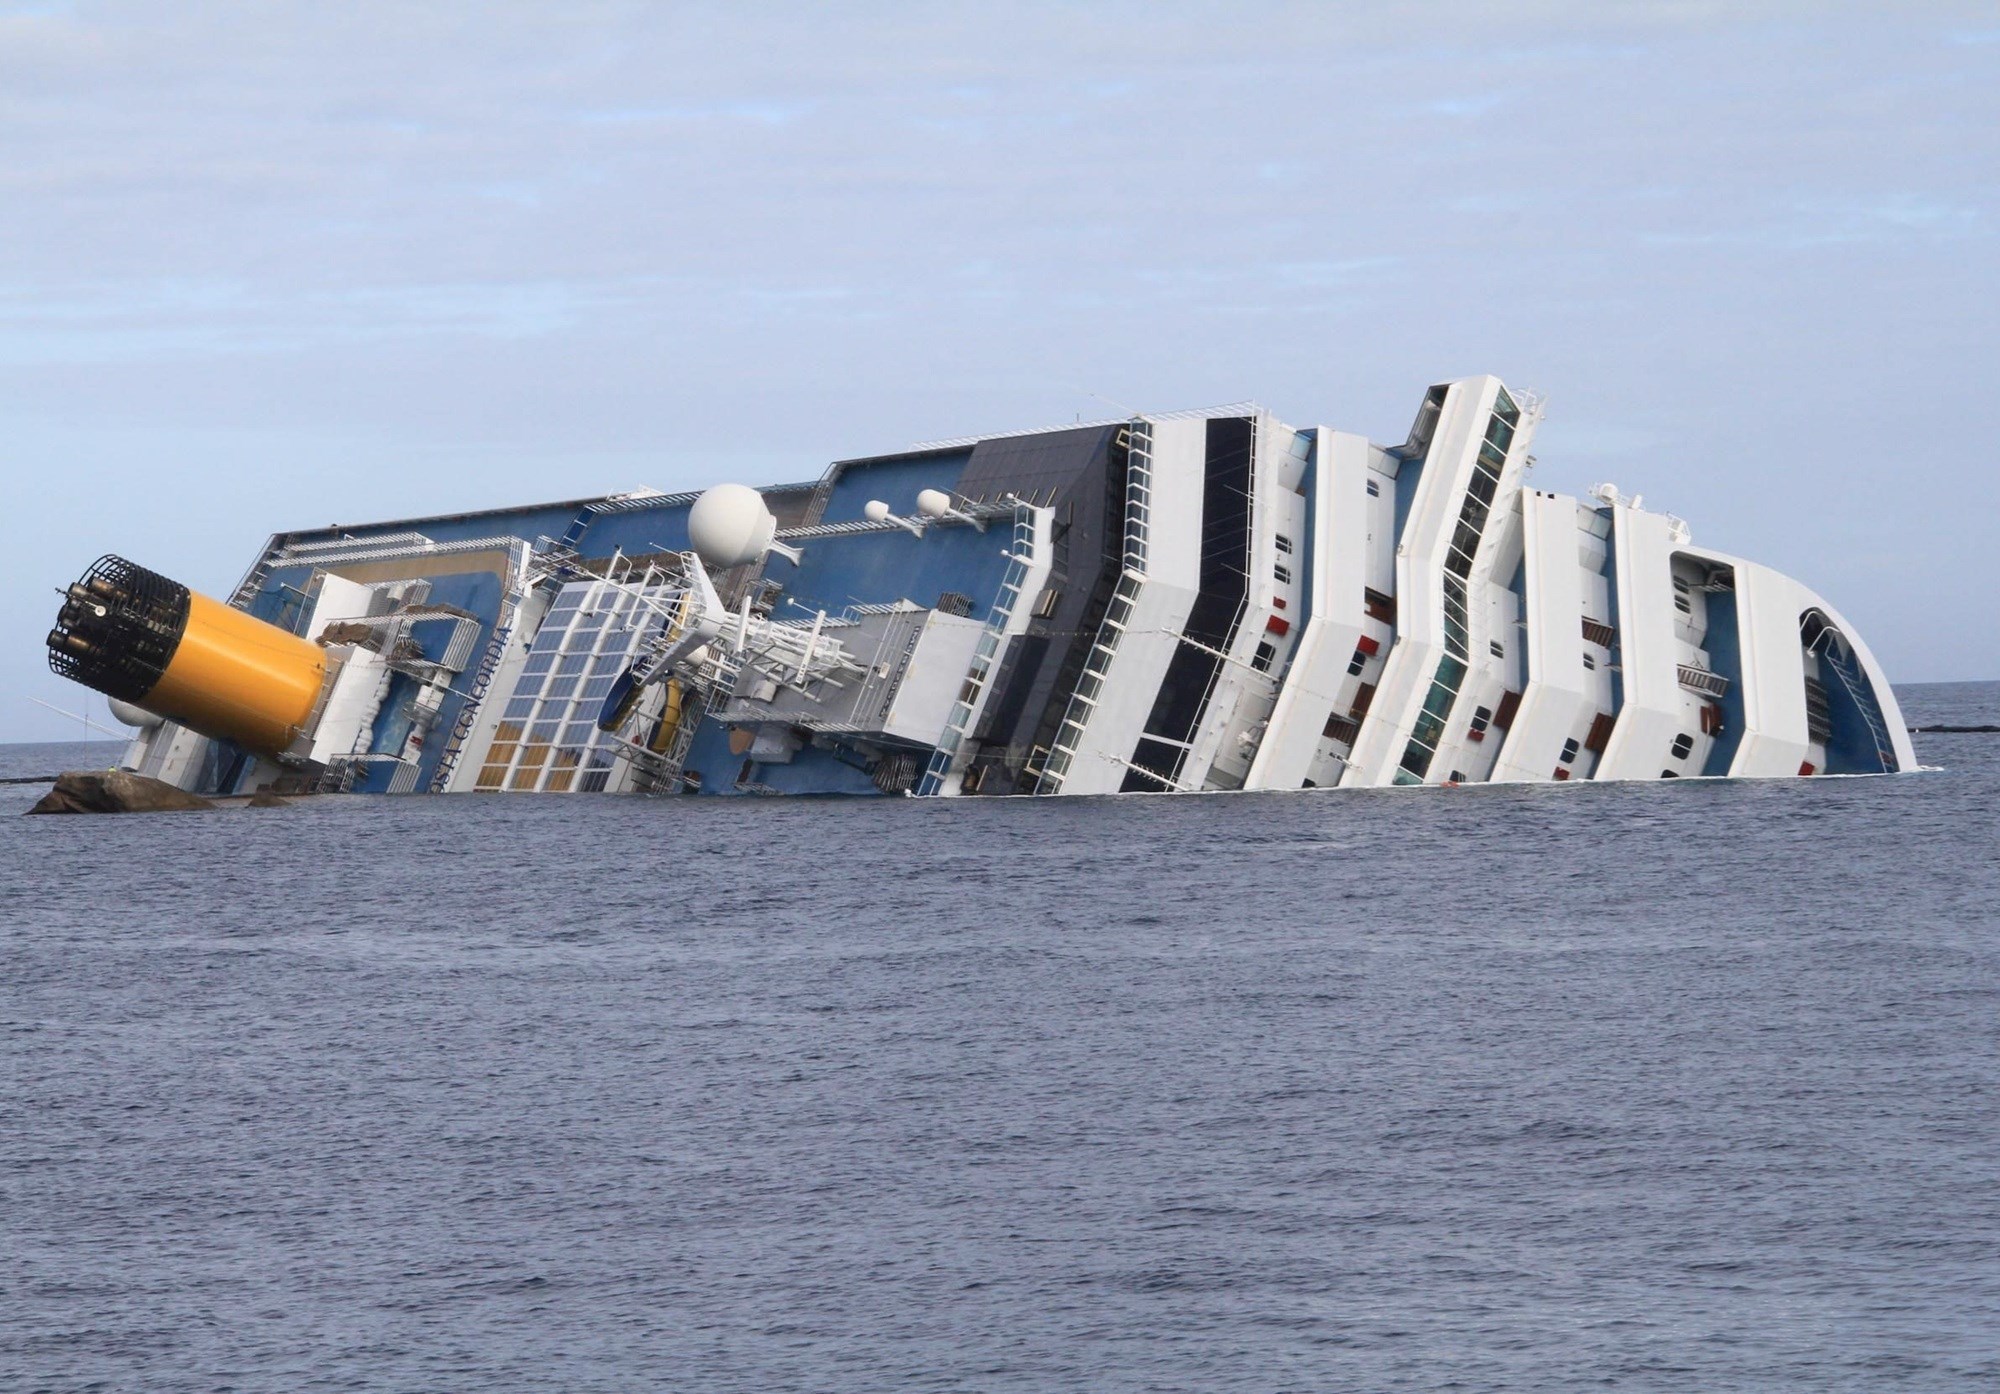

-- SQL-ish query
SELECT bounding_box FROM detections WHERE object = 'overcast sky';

[4,1,1995,741]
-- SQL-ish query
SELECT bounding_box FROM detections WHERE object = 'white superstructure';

[70,373,1913,798]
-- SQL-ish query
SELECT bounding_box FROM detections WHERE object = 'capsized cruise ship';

[47,376,1913,798]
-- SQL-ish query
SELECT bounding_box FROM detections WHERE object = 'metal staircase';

[1814,633,1898,771]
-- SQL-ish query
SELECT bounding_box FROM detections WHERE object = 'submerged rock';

[245,790,291,808]
[27,770,217,815]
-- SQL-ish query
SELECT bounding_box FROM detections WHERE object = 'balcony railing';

[1676,663,1730,697]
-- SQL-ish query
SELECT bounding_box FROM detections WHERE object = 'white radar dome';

[915,489,952,518]
[107,698,163,729]
[863,500,892,524]
[688,483,778,571]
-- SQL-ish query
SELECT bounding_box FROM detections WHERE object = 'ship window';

[1347,649,1368,676]
[1252,642,1277,672]
[523,652,556,675]
[1671,732,1695,760]
[1673,576,1691,593]
[1275,534,1294,554]
[1366,479,1381,497]
[544,676,578,701]
[1490,639,1505,658]
[593,654,624,674]
[558,654,589,675]
[1560,737,1580,764]
[582,675,614,701]
[1674,595,1692,615]
[1274,564,1292,585]
[1583,653,1596,670]
[1469,706,1491,736]
[564,722,596,746]
[504,696,536,720]
[1661,769,1680,778]
[530,720,562,743]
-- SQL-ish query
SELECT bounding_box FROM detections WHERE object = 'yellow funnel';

[49,555,327,757]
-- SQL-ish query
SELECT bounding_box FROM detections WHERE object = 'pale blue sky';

[5,1,1996,740]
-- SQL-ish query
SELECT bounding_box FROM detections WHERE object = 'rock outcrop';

[27,770,217,814]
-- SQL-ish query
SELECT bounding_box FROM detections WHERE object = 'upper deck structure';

[51,376,1913,798]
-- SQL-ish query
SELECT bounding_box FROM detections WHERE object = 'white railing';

[1035,424,1154,794]
[915,504,1041,796]
[1675,663,1730,697]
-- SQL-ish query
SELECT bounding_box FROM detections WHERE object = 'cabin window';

[1560,737,1580,764]
[1582,653,1596,671]
[1275,534,1294,554]
[1347,648,1369,676]
[1670,732,1695,760]
[1674,594,1692,615]
[1366,479,1381,497]
[1252,641,1277,672]
[1489,639,1505,658]
[1274,563,1292,585]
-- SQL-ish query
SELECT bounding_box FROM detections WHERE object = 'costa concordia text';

[47,376,1913,798]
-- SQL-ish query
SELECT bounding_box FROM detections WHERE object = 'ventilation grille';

[46,554,190,702]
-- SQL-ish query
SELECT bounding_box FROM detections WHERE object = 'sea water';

[3,683,1996,1391]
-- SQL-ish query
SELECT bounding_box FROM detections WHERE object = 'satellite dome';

[915,489,952,518]
[107,698,163,729]
[688,483,778,571]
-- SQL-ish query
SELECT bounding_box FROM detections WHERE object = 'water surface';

[4,683,1997,1391]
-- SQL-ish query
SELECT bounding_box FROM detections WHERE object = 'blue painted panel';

[766,523,1012,620]
[1293,448,1317,633]
[742,745,882,797]
[678,718,740,795]
[1700,591,1748,777]
[1818,642,1893,775]
[574,503,694,560]
[819,452,970,524]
